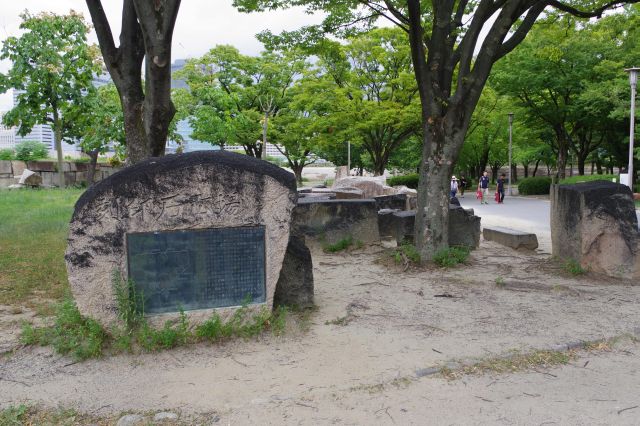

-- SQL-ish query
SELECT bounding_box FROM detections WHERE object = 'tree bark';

[52,109,65,188]
[86,149,100,186]
[523,163,529,178]
[86,0,180,164]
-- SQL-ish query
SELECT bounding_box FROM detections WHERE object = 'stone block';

[550,181,639,279]
[377,209,400,238]
[293,199,380,244]
[333,176,389,198]
[273,234,314,308]
[0,161,12,175]
[374,194,407,211]
[449,205,481,249]
[27,161,56,172]
[65,151,297,327]
[11,161,26,177]
[389,206,480,249]
[483,226,538,250]
[311,187,363,199]
[335,165,349,182]
[18,169,43,186]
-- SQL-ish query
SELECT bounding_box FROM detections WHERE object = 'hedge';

[387,173,419,189]
[518,176,552,195]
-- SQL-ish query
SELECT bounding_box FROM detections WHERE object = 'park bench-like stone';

[482,226,539,250]
[550,181,639,279]
[65,151,299,326]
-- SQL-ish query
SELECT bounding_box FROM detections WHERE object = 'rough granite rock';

[483,226,539,250]
[18,169,42,186]
[390,205,481,249]
[65,151,297,326]
[292,199,380,245]
[550,181,639,279]
[274,234,314,308]
[333,176,389,198]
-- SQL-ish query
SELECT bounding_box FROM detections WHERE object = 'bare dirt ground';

[1,237,640,425]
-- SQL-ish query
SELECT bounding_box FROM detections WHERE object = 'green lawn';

[0,188,82,313]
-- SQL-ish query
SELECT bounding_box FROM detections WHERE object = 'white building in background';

[0,122,16,150]
[9,90,81,157]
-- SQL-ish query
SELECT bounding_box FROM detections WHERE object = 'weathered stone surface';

[377,209,400,238]
[483,226,539,250]
[374,194,407,211]
[11,161,26,177]
[0,161,12,175]
[274,234,314,308]
[18,169,43,186]
[310,187,364,199]
[389,206,481,249]
[551,181,639,279]
[65,151,297,326]
[26,161,56,172]
[333,176,389,198]
[293,199,380,245]
[449,205,481,249]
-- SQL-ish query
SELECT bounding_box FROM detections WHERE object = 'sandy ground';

[1,239,640,424]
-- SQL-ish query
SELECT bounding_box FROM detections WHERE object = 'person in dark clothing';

[497,173,506,203]
[459,176,468,197]
[478,171,490,204]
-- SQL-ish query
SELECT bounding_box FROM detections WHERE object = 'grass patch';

[440,349,577,380]
[323,236,354,253]
[563,258,587,276]
[393,243,421,264]
[0,404,28,426]
[495,276,505,287]
[22,296,290,360]
[433,246,470,267]
[0,188,83,309]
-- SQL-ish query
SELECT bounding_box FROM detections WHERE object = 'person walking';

[459,175,467,197]
[450,175,459,199]
[478,171,490,204]
[497,173,506,203]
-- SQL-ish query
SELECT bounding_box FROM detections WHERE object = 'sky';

[0,1,326,110]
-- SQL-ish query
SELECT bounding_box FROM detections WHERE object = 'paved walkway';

[458,194,640,253]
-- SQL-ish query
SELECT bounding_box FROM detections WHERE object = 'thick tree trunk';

[86,149,100,186]
[143,58,176,157]
[523,163,529,178]
[556,146,568,179]
[292,165,304,185]
[511,164,518,183]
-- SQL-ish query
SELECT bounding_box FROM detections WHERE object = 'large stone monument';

[65,151,298,326]
[550,181,640,279]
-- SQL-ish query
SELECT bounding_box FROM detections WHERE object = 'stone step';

[482,226,538,250]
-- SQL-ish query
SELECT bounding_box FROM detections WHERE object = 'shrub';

[0,148,14,160]
[433,246,470,267]
[14,141,48,161]
[518,176,552,195]
[387,173,419,189]
[559,174,617,185]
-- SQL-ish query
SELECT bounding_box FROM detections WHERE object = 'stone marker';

[550,181,639,279]
[483,226,539,250]
[65,151,297,326]
[18,169,42,187]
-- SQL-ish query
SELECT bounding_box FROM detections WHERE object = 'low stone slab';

[483,226,539,250]
[293,199,380,245]
[65,151,297,326]
[374,194,407,211]
[0,160,12,175]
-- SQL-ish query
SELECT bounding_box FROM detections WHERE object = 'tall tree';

[0,11,101,188]
[86,0,181,164]
[235,0,640,260]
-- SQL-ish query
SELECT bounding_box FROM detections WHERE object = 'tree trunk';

[523,163,529,178]
[143,58,176,157]
[86,149,100,186]
[122,94,149,164]
[292,165,304,185]
[532,159,540,177]
[511,164,518,183]
[556,147,568,179]
[53,114,65,188]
